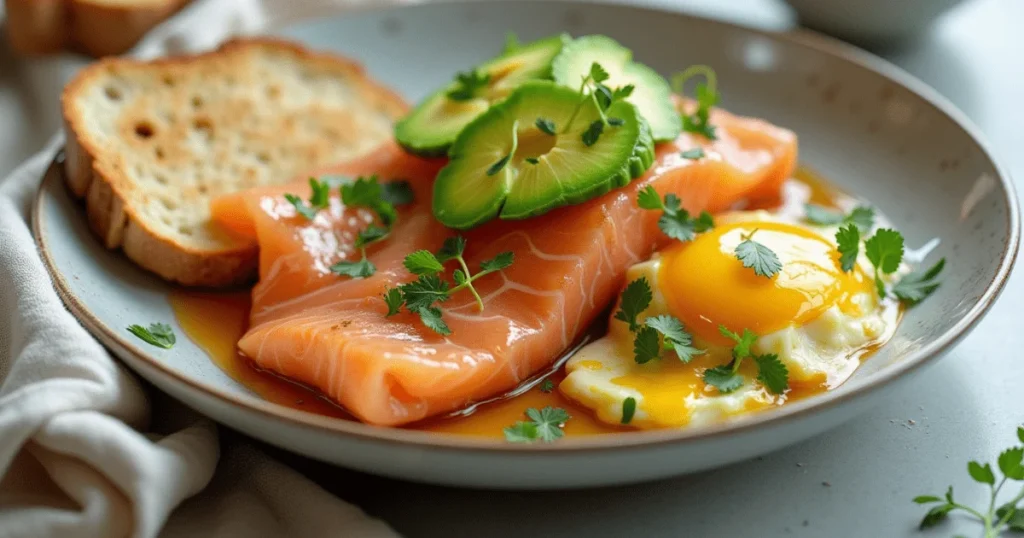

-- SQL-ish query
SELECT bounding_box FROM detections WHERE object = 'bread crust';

[61,38,409,287]
[4,0,189,57]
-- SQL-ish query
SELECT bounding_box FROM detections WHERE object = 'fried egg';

[560,210,902,429]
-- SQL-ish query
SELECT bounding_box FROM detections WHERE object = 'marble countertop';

[2,0,1020,536]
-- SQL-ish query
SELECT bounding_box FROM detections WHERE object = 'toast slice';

[62,38,408,287]
[5,0,191,56]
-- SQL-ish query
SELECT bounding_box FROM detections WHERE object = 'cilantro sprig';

[894,258,946,304]
[805,204,875,233]
[864,228,905,298]
[671,65,718,140]
[702,325,789,395]
[127,322,176,349]
[563,62,635,146]
[446,70,490,101]
[383,237,513,335]
[504,406,571,443]
[329,176,414,279]
[835,223,860,273]
[614,278,703,364]
[637,185,714,242]
[915,426,1024,536]
[284,177,331,220]
[735,229,783,278]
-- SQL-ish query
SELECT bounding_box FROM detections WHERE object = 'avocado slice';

[552,35,681,142]
[432,81,655,230]
[395,34,570,157]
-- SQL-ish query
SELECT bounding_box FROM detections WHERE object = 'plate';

[34,0,1019,489]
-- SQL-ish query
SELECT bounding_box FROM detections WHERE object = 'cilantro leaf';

[539,379,555,393]
[614,278,653,332]
[694,211,715,233]
[437,236,467,262]
[383,288,403,316]
[284,193,319,220]
[330,258,376,278]
[355,225,389,248]
[998,447,1024,480]
[865,228,904,274]
[836,223,860,273]
[593,83,614,110]
[503,422,538,443]
[381,180,415,206]
[414,306,450,336]
[913,496,943,504]
[453,269,468,286]
[535,117,556,135]
[480,252,514,272]
[341,175,383,208]
[919,504,953,529]
[446,70,490,101]
[401,275,451,312]
[846,206,876,233]
[703,365,743,393]
[719,325,758,359]
[659,211,699,242]
[1007,507,1024,531]
[308,177,330,208]
[589,62,610,84]
[673,66,719,141]
[645,315,703,363]
[680,147,705,160]
[633,326,661,364]
[404,250,444,275]
[612,84,635,100]
[621,397,636,425]
[735,236,782,278]
[127,322,175,349]
[525,406,570,442]
[804,204,844,226]
[637,186,664,210]
[1018,426,1024,444]
[893,258,945,305]
[582,119,604,146]
[755,353,789,394]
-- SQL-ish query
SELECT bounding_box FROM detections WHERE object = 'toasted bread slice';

[62,38,408,287]
[5,0,190,56]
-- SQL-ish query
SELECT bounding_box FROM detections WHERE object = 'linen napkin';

[0,1,412,537]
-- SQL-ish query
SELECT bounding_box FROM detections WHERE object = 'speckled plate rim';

[34,0,1020,453]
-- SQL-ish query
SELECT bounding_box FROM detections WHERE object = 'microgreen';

[284,177,331,220]
[383,237,513,335]
[914,426,1024,537]
[127,322,176,349]
[446,69,490,101]
[562,62,634,145]
[637,185,714,242]
[504,406,571,443]
[672,65,718,140]
[539,379,555,393]
[864,228,905,298]
[735,229,783,278]
[703,325,789,395]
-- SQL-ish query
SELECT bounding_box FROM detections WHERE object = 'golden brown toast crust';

[61,38,409,287]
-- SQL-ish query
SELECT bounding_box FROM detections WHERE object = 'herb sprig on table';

[915,426,1024,537]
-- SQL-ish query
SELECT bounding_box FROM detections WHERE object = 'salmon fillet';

[210,107,797,426]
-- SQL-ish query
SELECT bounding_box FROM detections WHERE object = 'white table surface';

[2,1,1021,536]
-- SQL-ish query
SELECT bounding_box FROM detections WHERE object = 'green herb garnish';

[621,397,637,425]
[835,223,861,273]
[284,177,331,220]
[562,62,633,145]
[680,147,705,160]
[446,70,490,101]
[864,228,904,298]
[735,229,783,278]
[672,65,718,140]
[914,426,1024,536]
[504,406,571,443]
[637,186,714,242]
[805,204,875,233]
[383,237,513,335]
[613,277,653,332]
[703,325,789,395]
[613,278,702,364]
[127,322,176,349]
[893,258,945,305]
[329,176,413,279]
[539,379,555,393]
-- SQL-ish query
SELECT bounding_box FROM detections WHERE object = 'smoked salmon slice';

[210,107,797,426]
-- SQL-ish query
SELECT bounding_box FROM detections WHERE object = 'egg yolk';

[658,221,873,345]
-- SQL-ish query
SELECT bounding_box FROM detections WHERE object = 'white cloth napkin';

[0,1,410,537]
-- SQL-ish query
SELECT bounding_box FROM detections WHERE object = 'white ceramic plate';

[35,0,1018,489]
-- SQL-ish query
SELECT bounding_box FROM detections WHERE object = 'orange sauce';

[169,168,887,439]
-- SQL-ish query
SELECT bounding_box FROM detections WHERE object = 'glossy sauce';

[170,168,887,438]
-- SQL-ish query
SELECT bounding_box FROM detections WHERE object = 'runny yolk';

[658,221,873,345]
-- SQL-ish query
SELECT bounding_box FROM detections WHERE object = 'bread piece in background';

[5,0,191,57]
[62,38,409,286]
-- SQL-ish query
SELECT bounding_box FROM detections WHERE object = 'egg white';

[560,211,903,429]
